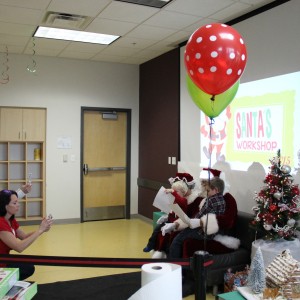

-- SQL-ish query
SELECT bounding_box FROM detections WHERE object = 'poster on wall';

[200,71,300,172]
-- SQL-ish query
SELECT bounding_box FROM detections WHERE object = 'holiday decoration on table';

[251,149,300,240]
[265,249,300,299]
[247,247,266,294]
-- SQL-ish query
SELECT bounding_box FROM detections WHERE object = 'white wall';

[0,54,139,220]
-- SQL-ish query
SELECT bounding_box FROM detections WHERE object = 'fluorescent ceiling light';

[34,26,119,45]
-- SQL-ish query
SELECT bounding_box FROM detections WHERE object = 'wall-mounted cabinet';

[0,107,46,141]
[0,107,46,221]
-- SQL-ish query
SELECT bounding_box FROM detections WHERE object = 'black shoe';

[143,246,152,252]
[182,278,195,298]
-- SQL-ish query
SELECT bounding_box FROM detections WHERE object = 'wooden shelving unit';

[0,107,46,221]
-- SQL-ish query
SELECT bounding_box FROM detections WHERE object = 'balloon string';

[203,117,214,251]
[0,46,9,84]
[208,117,215,175]
[27,37,37,73]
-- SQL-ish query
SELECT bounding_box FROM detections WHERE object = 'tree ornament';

[281,165,291,174]
[273,192,282,200]
[287,218,296,227]
[263,224,272,231]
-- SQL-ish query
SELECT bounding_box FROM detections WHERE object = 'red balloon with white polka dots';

[184,23,247,96]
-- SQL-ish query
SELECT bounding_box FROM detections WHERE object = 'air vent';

[43,12,91,30]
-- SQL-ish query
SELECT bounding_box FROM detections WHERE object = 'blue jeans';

[168,227,207,258]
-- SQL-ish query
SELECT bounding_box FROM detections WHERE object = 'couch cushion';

[183,239,234,257]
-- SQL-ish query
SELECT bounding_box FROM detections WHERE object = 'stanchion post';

[193,251,213,300]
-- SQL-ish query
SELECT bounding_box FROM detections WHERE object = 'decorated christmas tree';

[251,150,300,240]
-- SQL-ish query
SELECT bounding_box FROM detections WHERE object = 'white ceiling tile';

[0,44,24,54]
[240,0,273,6]
[163,30,192,45]
[0,0,283,64]
[32,37,70,50]
[86,18,137,36]
[144,10,199,30]
[98,1,159,23]
[0,33,29,46]
[134,48,167,59]
[0,5,44,25]
[164,0,235,17]
[100,45,141,56]
[121,56,149,64]
[183,17,220,33]
[24,47,61,57]
[112,36,157,49]
[126,24,177,40]
[145,41,175,52]
[0,22,35,36]
[58,50,96,60]
[91,53,125,63]
[48,0,112,18]
[63,42,106,53]
[0,0,51,10]
[211,2,251,21]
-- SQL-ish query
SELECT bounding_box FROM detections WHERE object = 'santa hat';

[200,167,230,194]
[168,172,196,189]
[200,167,221,180]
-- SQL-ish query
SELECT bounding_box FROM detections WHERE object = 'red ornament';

[292,187,300,195]
[269,204,277,212]
[184,23,247,96]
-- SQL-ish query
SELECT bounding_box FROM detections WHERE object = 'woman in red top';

[0,189,53,280]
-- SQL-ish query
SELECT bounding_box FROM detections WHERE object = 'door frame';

[80,106,131,222]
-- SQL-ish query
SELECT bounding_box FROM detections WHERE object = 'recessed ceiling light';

[34,26,120,45]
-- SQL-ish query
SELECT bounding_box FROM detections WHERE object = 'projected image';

[200,71,300,172]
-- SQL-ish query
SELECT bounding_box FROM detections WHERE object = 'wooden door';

[0,108,23,141]
[82,109,130,221]
[23,109,46,141]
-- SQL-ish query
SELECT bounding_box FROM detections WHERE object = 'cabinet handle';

[19,132,21,140]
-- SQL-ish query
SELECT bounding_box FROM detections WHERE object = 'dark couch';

[183,211,258,294]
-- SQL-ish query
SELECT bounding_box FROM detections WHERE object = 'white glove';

[161,223,176,236]
[189,218,201,229]
[156,214,168,224]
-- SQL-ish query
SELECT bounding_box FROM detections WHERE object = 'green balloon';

[186,75,240,118]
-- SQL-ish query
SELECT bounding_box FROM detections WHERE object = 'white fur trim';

[214,234,240,249]
[200,213,219,235]
[16,188,26,199]
[152,251,166,259]
[186,190,201,204]
[199,198,207,210]
[175,219,188,231]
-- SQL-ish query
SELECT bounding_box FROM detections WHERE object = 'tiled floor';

[18,217,215,300]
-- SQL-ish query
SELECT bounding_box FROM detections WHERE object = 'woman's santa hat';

[168,172,196,189]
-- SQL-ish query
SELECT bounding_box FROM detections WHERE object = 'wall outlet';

[172,157,176,165]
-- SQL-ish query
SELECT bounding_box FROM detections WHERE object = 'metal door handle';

[83,164,126,175]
